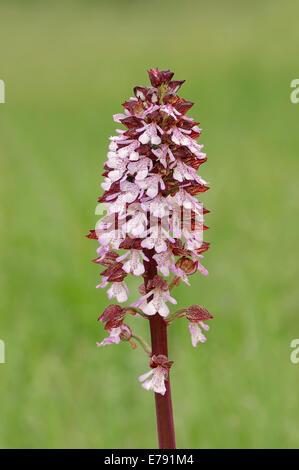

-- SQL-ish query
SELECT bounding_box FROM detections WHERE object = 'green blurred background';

[0,0,298,449]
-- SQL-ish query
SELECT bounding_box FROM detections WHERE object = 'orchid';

[87,69,213,449]
[139,355,173,396]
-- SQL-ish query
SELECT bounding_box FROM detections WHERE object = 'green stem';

[126,307,149,319]
[168,276,180,292]
[166,308,186,324]
[132,334,152,355]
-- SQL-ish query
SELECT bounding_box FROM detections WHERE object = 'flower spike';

[88,68,213,449]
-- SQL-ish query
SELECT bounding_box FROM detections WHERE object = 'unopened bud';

[98,304,126,330]
[175,256,198,275]
[119,325,132,342]
[150,354,174,370]
[186,305,213,323]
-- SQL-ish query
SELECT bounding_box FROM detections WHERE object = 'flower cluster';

[97,305,135,348]
[88,69,213,395]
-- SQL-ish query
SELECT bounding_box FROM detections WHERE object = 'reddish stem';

[143,249,176,449]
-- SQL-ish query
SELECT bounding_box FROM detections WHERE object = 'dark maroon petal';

[189,129,201,139]
[150,354,174,369]
[98,182,120,203]
[98,305,127,329]
[148,68,162,87]
[170,239,190,256]
[186,183,210,196]
[93,251,119,266]
[168,79,185,92]
[100,263,127,282]
[181,156,207,170]
[144,108,161,123]
[186,305,213,322]
[122,100,137,113]
[147,275,168,292]
[195,242,210,255]
[119,237,143,250]
[86,230,97,240]
[161,70,174,83]
[171,146,193,159]
[162,92,179,106]
[133,86,149,100]
[120,116,142,129]
[174,99,194,114]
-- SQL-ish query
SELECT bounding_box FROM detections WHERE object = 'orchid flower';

[87,69,213,449]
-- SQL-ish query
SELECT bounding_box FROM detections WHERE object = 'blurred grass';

[0,0,299,448]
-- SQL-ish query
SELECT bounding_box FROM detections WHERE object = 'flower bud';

[150,354,174,370]
[100,263,127,282]
[119,324,132,342]
[175,256,198,275]
[186,305,213,323]
[98,304,126,330]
